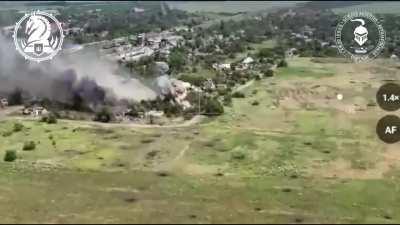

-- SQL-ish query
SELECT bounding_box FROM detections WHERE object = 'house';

[390,54,399,60]
[0,97,8,108]
[203,78,216,91]
[242,57,254,64]
[240,57,255,70]
[145,110,164,124]
[22,106,49,117]
[120,46,154,62]
[64,27,83,36]
[174,26,190,32]
[132,7,145,13]
[212,63,231,71]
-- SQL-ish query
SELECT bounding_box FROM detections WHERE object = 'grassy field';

[332,2,400,14]
[167,1,303,13]
[225,39,277,63]
[1,57,400,223]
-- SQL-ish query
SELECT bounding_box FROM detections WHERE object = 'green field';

[332,2,400,14]
[167,1,303,13]
[1,58,400,223]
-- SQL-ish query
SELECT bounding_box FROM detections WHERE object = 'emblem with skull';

[351,19,368,46]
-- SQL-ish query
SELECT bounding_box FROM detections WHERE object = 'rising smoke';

[0,33,157,109]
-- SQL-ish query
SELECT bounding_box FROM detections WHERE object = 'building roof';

[242,57,254,64]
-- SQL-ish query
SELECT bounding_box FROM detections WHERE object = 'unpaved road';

[0,106,23,119]
[2,107,206,129]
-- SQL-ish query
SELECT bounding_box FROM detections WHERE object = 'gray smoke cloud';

[0,33,157,104]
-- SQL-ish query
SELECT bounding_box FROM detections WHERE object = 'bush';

[278,59,288,68]
[231,150,246,160]
[2,131,12,137]
[232,91,245,98]
[41,113,58,124]
[203,98,224,116]
[94,107,113,123]
[264,69,274,77]
[13,123,24,132]
[4,150,17,162]
[22,141,36,151]
[223,94,232,106]
[251,100,260,106]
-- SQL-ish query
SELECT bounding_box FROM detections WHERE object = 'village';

[1,3,400,126]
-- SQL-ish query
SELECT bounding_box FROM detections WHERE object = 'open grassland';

[1,57,400,223]
[332,2,400,14]
[167,1,303,13]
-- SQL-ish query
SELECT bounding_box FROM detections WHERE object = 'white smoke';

[0,33,157,102]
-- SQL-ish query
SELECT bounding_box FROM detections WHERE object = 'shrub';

[232,91,245,98]
[278,59,288,68]
[41,113,58,124]
[22,141,36,151]
[264,69,274,77]
[94,107,113,123]
[251,100,260,106]
[223,94,232,106]
[13,123,24,132]
[4,150,17,162]
[231,150,246,160]
[203,98,224,116]
[46,113,58,124]
[2,131,12,137]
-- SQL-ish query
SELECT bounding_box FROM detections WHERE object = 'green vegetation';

[232,91,245,98]
[41,113,58,124]
[22,141,36,151]
[3,150,16,162]
[13,123,23,132]
[94,107,113,123]
[203,98,224,116]
[167,1,299,13]
[332,2,400,14]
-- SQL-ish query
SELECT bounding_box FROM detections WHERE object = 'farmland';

[1,57,400,223]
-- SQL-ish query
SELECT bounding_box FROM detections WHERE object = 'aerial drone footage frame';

[1,0,400,224]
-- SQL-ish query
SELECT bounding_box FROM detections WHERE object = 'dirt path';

[234,79,255,92]
[0,106,23,119]
[6,114,206,129]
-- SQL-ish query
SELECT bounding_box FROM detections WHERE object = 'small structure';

[22,106,48,117]
[240,57,255,70]
[390,54,399,60]
[212,63,231,71]
[242,57,254,64]
[0,97,8,108]
[203,78,216,91]
[145,110,164,124]
[132,7,145,13]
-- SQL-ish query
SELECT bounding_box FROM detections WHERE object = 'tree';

[22,141,36,151]
[94,107,113,123]
[8,87,23,105]
[278,59,288,68]
[263,68,274,77]
[4,150,17,162]
[168,49,185,72]
[203,98,224,116]
[232,91,245,98]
